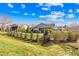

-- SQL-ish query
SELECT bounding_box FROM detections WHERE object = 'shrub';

[30,32,33,40]
[67,31,76,42]
[14,32,18,37]
[24,33,28,40]
[26,33,31,39]
[62,31,68,42]
[21,33,26,39]
[11,31,15,36]
[16,27,26,33]
[75,32,79,41]
[17,32,21,38]
[51,31,68,43]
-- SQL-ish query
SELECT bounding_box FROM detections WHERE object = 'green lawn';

[0,32,79,56]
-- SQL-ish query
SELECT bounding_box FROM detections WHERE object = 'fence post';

[11,31,13,36]
[30,32,33,40]
[20,32,22,39]
[37,33,39,43]
[25,33,27,41]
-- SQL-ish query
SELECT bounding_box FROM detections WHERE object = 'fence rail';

[7,31,43,42]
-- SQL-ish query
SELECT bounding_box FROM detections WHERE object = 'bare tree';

[0,14,12,32]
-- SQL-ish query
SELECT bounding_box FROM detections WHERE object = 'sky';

[0,3,79,26]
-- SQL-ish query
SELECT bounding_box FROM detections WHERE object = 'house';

[8,24,32,31]
[57,27,65,31]
[70,26,79,31]
[0,23,31,32]
[18,24,31,30]
[9,24,18,31]
[32,23,55,33]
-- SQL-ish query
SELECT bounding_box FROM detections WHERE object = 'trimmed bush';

[17,32,21,38]
[14,32,17,37]
[21,33,26,39]
[75,32,79,41]
[16,27,26,33]
[26,33,31,39]
[67,31,76,42]
[24,33,28,40]
[8,32,11,36]
[62,31,68,42]
[30,32,33,40]
[51,31,68,43]
[12,31,15,36]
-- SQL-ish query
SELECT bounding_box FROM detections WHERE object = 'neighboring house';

[57,25,70,31]
[57,26,66,31]
[24,25,28,29]
[9,24,18,31]
[0,23,32,32]
[18,24,31,30]
[6,24,31,32]
[32,23,55,33]
[70,26,79,31]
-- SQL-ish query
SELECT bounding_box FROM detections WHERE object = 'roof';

[33,23,55,29]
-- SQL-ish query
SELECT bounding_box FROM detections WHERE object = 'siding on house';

[32,23,55,33]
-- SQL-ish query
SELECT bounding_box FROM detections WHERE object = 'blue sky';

[0,3,79,26]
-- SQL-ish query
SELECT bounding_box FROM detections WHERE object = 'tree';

[43,27,51,44]
[0,14,12,32]
[26,27,32,33]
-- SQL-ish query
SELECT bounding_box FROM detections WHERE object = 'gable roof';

[33,23,55,29]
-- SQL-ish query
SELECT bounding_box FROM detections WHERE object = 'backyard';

[0,31,79,56]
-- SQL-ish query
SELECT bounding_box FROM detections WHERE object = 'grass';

[0,32,48,56]
[0,32,79,56]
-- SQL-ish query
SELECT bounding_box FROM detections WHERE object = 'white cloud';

[40,15,54,19]
[37,3,45,7]
[76,3,79,5]
[37,3,64,11]
[41,7,50,10]
[76,9,79,12]
[69,9,73,12]
[21,4,26,9]
[11,11,20,13]
[37,3,64,7]
[8,3,14,8]
[45,3,64,7]
[40,11,65,22]
[24,13,28,15]
[32,13,35,16]
[38,3,44,6]
[67,14,75,18]
[51,11,65,16]
[40,15,60,20]
[40,15,64,21]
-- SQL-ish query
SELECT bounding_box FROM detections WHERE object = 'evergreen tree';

[26,27,32,33]
[43,27,51,44]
